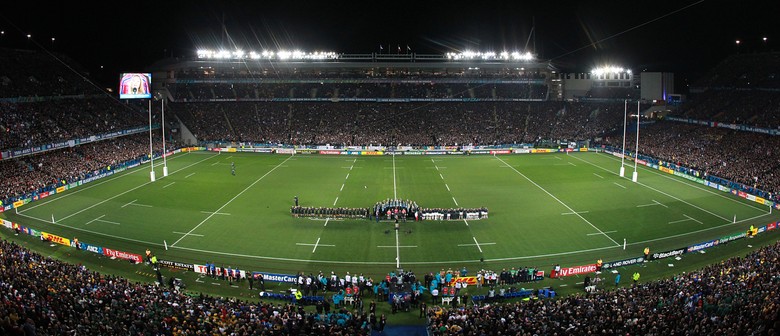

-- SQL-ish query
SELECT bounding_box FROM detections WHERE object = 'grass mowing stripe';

[57,153,218,222]
[496,156,621,246]
[19,153,192,213]
[570,154,735,222]
[596,152,768,213]
[171,155,294,247]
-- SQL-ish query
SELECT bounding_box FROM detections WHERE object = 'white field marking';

[569,162,577,167]
[185,173,196,179]
[15,202,774,266]
[472,237,484,253]
[211,283,221,286]
[162,182,176,189]
[128,202,152,208]
[587,230,616,236]
[553,163,570,166]
[226,156,233,159]
[653,200,669,208]
[307,218,343,222]
[684,214,703,224]
[613,182,627,189]
[636,203,659,208]
[593,173,604,179]
[496,156,620,246]
[462,219,469,227]
[589,153,768,213]
[54,155,217,221]
[668,218,693,224]
[383,166,405,169]
[296,242,335,248]
[18,152,197,213]
[452,197,460,206]
[559,284,568,287]
[211,162,219,166]
[571,155,732,222]
[96,219,120,225]
[457,242,496,247]
[121,199,137,208]
[85,215,106,225]
[445,184,451,191]
[562,211,590,215]
[173,231,204,237]
[392,153,398,199]
[268,165,288,167]
[324,218,330,227]
[171,155,294,246]
[440,174,444,179]
[437,167,447,169]
[200,211,231,216]
[340,184,344,191]
[376,245,418,248]
[346,173,350,179]
[333,197,339,206]
[556,156,563,160]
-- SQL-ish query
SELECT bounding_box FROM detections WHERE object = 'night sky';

[1,0,777,90]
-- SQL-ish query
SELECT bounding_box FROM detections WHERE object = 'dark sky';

[1,0,777,90]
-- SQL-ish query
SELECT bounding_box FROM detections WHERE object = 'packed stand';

[426,240,780,335]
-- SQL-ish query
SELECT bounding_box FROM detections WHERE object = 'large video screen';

[119,73,152,99]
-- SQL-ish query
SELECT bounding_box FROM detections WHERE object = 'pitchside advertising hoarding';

[118,73,152,99]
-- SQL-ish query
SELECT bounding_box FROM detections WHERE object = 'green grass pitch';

[5,151,778,276]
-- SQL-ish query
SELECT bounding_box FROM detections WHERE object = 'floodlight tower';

[619,99,627,177]
[632,101,640,183]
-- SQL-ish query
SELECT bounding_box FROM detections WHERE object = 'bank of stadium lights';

[196,49,338,60]
[446,51,534,61]
[590,66,632,76]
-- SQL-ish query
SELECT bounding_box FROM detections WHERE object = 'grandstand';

[1,46,780,334]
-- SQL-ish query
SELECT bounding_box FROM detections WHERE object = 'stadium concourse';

[1,46,780,334]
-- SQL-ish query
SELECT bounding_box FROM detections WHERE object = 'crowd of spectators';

[600,121,780,202]
[0,48,104,98]
[692,52,780,89]
[167,81,549,101]
[0,133,167,207]
[671,89,780,129]
[0,238,375,335]
[171,101,632,147]
[426,240,780,335]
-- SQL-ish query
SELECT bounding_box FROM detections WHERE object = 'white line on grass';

[668,217,693,224]
[340,184,344,191]
[445,184,450,191]
[173,231,204,237]
[333,197,339,206]
[96,219,120,225]
[185,173,196,179]
[496,156,620,246]
[569,162,577,166]
[587,230,616,236]
[472,237,484,253]
[593,173,604,179]
[121,200,137,208]
[54,154,217,221]
[18,152,196,213]
[377,245,418,248]
[393,153,398,199]
[128,202,153,208]
[200,211,231,216]
[636,203,658,208]
[653,200,669,208]
[570,154,732,222]
[162,182,176,189]
[452,197,460,206]
[85,215,105,225]
[457,242,496,247]
[590,153,769,213]
[614,182,627,189]
[562,211,590,215]
[171,155,294,246]
[684,214,703,224]
[440,174,444,179]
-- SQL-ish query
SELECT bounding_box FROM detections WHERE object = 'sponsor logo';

[103,248,143,263]
[557,263,597,277]
[687,240,718,253]
[768,222,777,231]
[649,248,686,260]
[490,150,511,155]
[252,272,298,283]
[56,186,66,193]
[404,151,423,155]
[319,150,342,155]
[448,276,477,286]
[720,232,746,243]
[361,151,383,156]
[602,257,644,269]
[41,232,71,246]
[425,151,446,155]
[159,260,195,271]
